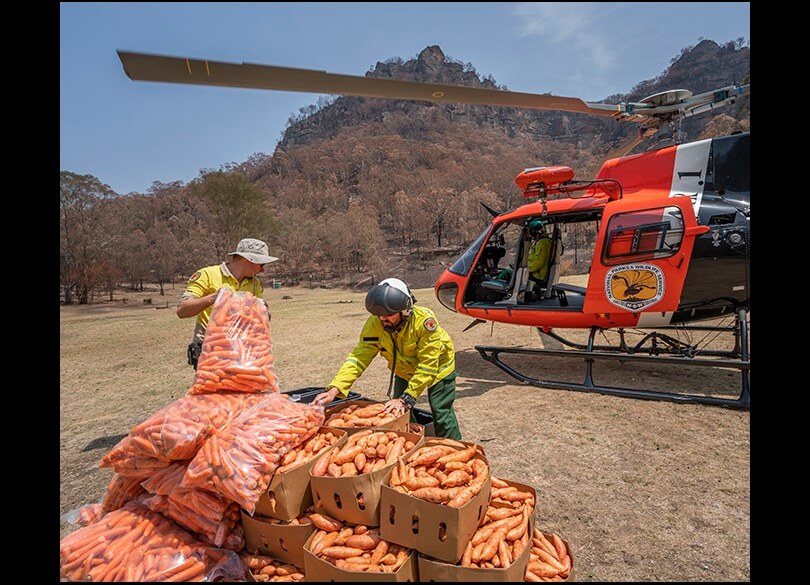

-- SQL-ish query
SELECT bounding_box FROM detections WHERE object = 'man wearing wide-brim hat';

[177,238,279,368]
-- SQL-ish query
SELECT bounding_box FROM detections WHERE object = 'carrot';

[461,540,474,567]
[527,561,560,578]
[525,570,544,581]
[549,533,568,560]
[320,546,366,560]
[334,527,355,545]
[309,513,343,532]
[370,540,389,565]
[344,533,379,550]
[408,445,455,466]
[534,548,566,572]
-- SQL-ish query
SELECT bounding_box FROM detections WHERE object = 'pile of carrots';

[324,402,400,428]
[189,288,279,395]
[525,527,573,581]
[459,478,534,569]
[307,512,412,573]
[311,430,416,478]
[241,553,305,582]
[100,392,265,476]
[389,439,490,508]
[275,429,344,475]
[101,473,147,512]
[141,462,243,548]
[182,393,325,514]
[59,498,244,582]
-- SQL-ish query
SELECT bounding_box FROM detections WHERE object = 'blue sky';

[60,2,750,196]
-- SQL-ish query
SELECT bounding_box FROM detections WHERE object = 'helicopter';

[116,50,750,409]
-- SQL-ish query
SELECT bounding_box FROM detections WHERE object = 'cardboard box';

[241,511,316,569]
[302,529,419,582]
[239,553,305,583]
[417,478,536,581]
[417,527,531,581]
[379,439,491,564]
[253,427,348,520]
[324,399,410,435]
[310,431,424,526]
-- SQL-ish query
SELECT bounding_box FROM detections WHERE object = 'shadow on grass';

[82,433,127,452]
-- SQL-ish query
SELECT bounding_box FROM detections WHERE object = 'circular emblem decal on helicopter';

[604,264,665,311]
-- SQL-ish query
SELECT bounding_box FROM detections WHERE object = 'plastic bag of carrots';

[189,287,279,395]
[181,392,325,515]
[101,472,147,512]
[61,503,105,529]
[59,497,247,582]
[142,462,243,549]
[100,392,266,477]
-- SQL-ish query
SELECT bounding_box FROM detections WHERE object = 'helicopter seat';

[480,278,511,294]
[495,267,530,305]
[541,230,564,300]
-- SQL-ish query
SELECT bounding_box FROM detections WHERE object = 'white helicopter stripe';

[669,138,711,215]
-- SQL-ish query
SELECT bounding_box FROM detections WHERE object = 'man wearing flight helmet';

[526,219,553,289]
[312,278,461,439]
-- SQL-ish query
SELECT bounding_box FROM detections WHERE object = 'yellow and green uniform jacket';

[181,262,264,343]
[329,306,455,401]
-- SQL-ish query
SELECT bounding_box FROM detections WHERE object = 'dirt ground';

[59,284,750,581]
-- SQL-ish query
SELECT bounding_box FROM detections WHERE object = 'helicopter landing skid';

[475,308,750,409]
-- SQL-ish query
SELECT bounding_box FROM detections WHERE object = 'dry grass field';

[60,282,750,581]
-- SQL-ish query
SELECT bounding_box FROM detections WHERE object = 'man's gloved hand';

[312,387,339,406]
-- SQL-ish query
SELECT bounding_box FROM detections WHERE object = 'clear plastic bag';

[100,392,265,476]
[189,287,279,394]
[59,497,246,582]
[182,393,325,514]
[142,462,243,549]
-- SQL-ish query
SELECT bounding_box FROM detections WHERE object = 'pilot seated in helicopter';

[524,219,553,299]
[489,219,552,302]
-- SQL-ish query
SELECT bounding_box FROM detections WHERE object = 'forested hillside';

[60,40,749,302]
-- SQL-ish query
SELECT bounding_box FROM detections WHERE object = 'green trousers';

[393,373,461,440]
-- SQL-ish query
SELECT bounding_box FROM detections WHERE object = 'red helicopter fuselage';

[434,132,750,330]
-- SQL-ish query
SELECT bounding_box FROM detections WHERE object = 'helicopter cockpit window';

[603,206,684,265]
[448,228,489,276]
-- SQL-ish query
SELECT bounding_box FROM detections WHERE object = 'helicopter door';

[584,195,709,324]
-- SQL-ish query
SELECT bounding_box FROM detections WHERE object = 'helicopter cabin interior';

[462,205,685,311]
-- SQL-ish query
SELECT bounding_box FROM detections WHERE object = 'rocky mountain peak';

[416,45,446,75]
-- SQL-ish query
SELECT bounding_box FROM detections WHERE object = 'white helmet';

[365,278,415,316]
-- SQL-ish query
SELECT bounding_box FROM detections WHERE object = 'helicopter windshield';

[448,228,490,276]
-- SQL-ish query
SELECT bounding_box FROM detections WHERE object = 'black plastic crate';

[283,387,361,405]
[411,407,435,436]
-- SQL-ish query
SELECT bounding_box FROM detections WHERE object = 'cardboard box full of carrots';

[379,439,492,564]
[254,427,348,521]
[417,477,536,581]
[309,430,424,526]
[324,399,411,435]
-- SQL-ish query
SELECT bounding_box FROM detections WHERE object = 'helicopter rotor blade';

[118,50,627,118]
[480,202,501,218]
[118,51,749,125]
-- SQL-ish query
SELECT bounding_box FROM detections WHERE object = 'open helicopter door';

[584,195,709,325]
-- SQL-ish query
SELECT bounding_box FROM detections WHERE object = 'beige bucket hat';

[227,238,278,264]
